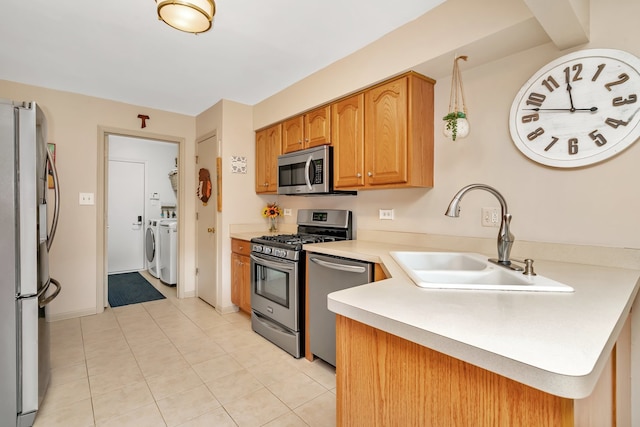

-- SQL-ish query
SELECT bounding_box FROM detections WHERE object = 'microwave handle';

[304,155,313,190]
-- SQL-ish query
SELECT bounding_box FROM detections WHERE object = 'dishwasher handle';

[309,257,367,274]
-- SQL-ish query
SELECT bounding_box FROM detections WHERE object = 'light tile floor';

[34,272,337,427]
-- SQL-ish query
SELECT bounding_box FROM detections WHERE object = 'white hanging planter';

[443,55,470,141]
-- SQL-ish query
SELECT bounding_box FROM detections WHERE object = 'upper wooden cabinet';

[334,72,434,190]
[282,105,331,154]
[332,94,365,188]
[365,73,434,189]
[255,123,281,194]
[257,71,435,193]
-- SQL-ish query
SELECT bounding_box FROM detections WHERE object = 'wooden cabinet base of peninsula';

[335,315,631,427]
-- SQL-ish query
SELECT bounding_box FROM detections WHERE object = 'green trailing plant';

[443,111,466,141]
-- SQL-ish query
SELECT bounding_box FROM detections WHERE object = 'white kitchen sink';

[390,252,574,292]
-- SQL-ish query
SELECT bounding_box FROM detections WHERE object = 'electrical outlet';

[79,192,94,205]
[379,209,394,220]
[284,208,292,216]
[481,207,500,227]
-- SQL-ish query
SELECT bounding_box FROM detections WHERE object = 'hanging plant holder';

[443,55,470,141]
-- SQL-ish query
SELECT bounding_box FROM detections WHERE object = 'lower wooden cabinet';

[336,315,631,427]
[231,238,251,313]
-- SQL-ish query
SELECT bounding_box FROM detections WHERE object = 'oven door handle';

[304,155,313,190]
[251,254,296,273]
[309,257,367,274]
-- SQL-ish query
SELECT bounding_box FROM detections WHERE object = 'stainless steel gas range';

[250,209,353,358]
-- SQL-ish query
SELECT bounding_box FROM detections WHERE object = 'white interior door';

[196,134,218,306]
[108,159,145,273]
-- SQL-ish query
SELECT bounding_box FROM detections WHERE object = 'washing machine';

[145,219,161,278]
[159,219,177,286]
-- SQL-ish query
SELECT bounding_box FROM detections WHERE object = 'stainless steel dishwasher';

[307,253,373,366]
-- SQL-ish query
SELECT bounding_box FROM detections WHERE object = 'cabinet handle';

[305,138,309,142]
[298,140,303,144]
[263,182,269,187]
[356,173,362,178]
[368,171,373,177]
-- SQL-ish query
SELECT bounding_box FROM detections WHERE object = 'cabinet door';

[231,252,243,307]
[282,116,304,154]
[240,254,252,313]
[255,124,281,193]
[305,105,331,148]
[332,94,365,188]
[365,77,408,186]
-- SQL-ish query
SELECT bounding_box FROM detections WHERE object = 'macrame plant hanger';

[443,55,470,141]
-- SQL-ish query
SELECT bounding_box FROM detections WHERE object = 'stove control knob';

[274,249,287,258]
[263,247,272,255]
[252,245,262,253]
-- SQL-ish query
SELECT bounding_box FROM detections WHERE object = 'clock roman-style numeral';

[568,138,579,155]
[604,73,630,91]
[544,136,559,151]
[564,64,583,82]
[612,94,637,106]
[589,130,607,146]
[605,117,630,128]
[527,127,545,141]
[521,113,539,123]
[592,64,606,82]
[541,76,559,92]
[526,93,546,107]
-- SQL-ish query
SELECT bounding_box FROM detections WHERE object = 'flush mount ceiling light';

[156,0,215,34]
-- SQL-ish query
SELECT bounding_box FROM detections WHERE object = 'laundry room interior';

[107,135,179,291]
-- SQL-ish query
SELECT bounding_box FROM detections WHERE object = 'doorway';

[98,130,183,309]
[196,132,219,307]
[107,159,145,273]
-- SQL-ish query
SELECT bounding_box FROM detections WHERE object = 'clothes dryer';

[159,219,177,286]
[145,219,161,278]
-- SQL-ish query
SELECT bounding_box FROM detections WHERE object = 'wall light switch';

[284,208,292,216]
[79,192,94,205]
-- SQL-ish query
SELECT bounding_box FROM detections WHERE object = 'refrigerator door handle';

[46,147,60,251]
[38,278,61,308]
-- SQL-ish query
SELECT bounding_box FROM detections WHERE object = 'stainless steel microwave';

[277,145,355,196]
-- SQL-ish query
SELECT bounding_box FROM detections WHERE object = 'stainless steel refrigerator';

[0,100,61,426]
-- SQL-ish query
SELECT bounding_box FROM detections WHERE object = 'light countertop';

[303,239,640,399]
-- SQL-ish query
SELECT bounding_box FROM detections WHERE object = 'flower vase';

[268,217,278,233]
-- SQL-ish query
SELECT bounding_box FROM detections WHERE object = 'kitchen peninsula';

[303,238,639,426]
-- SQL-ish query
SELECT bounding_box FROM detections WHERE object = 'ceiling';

[0,0,445,116]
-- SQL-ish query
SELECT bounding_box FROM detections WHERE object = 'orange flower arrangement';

[262,202,282,232]
[262,202,282,219]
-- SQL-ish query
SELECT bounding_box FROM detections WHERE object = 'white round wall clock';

[509,48,640,168]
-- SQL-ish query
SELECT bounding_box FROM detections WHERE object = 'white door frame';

[96,126,185,310]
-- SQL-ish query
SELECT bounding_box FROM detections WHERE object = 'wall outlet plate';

[379,209,394,220]
[79,192,95,205]
[284,208,292,216]
[481,207,500,227]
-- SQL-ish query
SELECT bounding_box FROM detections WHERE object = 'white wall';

[252,0,640,251]
[108,135,179,220]
[197,99,258,312]
[0,80,196,319]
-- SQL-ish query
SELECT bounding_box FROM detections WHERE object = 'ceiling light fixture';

[156,0,215,34]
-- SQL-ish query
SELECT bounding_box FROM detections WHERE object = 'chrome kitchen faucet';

[445,184,523,271]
